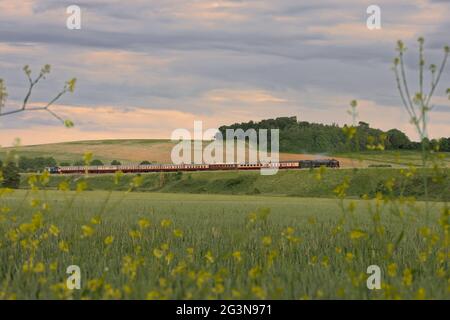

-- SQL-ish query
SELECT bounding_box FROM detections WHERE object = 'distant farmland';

[2,139,448,168]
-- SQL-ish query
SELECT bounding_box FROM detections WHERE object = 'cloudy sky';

[0,0,449,146]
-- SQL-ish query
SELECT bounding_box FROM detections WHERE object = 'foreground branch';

[0,65,76,127]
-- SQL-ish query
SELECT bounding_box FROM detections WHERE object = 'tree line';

[0,157,156,174]
[218,116,450,153]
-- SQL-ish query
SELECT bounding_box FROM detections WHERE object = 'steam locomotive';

[46,159,340,174]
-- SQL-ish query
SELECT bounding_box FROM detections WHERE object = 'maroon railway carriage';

[46,159,340,175]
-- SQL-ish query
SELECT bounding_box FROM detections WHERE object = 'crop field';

[335,150,450,167]
[0,189,448,299]
[20,168,450,201]
[1,139,434,168]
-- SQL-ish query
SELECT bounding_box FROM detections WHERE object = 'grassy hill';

[0,139,363,167]
[2,139,448,168]
[21,168,449,200]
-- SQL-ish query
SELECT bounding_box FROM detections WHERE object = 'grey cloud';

[0,0,449,139]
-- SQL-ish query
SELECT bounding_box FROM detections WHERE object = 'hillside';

[0,139,372,167]
[20,168,449,201]
[1,139,449,169]
[218,116,450,153]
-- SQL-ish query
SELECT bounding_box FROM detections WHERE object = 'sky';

[0,0,449,146]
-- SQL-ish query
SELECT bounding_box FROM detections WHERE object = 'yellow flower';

[267,250,278,266]
[436,267,446,278]
[33,262,45,273]
[248,266,262,279]
[153,248,164,259]
[87,278,103,292]
[349,230,367,240]
[418,252,428,263]
[22,261,33,273]
[345,253,354,263]
[321,256,329,267]
[336,288,345,298]
[90,217,101,225]
[251,286,266,299]
[58,240,69,253]
[19,223,35,234]
[419,227,431,238]
[212,284,225,294]
[387,263,397,277]
[49,225,60,237]
[160,219,172,228]
[31,199,41,208]
[123,285,132,296]
[50,261,58,271]
[104,236,114,245]
[129,230,141,239]
[186,247,194,255]
[415,288,426,300]
[146,291,160,300]
[58,181,70,191]
[173,229,183,238]
[103,284,121,300]
[81,225,94,238]
[6,229,19,242]
[232,290,241,299]
[386,243,395,256]
[262,236,272,246]
[205,251,215,264]
[159,277,168,288]
[335,247,342,254]
[232,251,242,263]
[282,227,295,236]
[402,269,413,287]
[31,213,43,229]
[309,256,318,265]
[138,218,151,229]
[165,252,174,264]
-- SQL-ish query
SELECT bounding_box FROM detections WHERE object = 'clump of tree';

[218,116,449,153]
[140,160,152,165]
[73,159,104,166]
[111,160,122,165]
[438,137,450,151]
[1,161,20,189]
[91,159,104,166]
[18,156,57,172]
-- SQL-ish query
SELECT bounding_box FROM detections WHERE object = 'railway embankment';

[20,168,449,200]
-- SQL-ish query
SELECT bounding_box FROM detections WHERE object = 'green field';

[3,139,448,168]
[0,190,447,299]
[335,150,450,167]
[21,168,450,201]
[1,140,449,300]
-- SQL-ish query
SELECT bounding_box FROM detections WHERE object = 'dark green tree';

[387,129,411,149]
[91,159,104,166]
[1,161,21,189]
[111,160,122,165]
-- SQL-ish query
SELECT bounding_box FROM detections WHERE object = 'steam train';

[46,159,340,175]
